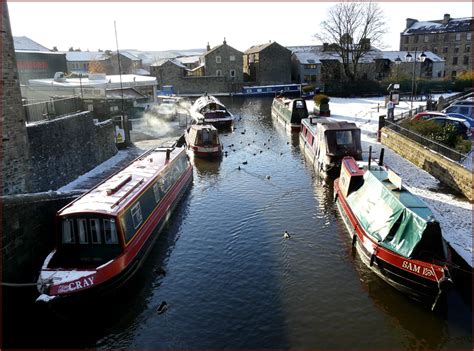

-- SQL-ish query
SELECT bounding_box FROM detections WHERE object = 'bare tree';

[315,1,387,82]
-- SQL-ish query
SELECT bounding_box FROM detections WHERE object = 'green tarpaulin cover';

[346,167,436,258]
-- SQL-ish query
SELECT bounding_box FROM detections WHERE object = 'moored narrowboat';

[300,117,362,175]
[36,146,193,303]
[190,95,234,129]
[334,156,452,310]
[271,96,308,132]
[185,124,222,158]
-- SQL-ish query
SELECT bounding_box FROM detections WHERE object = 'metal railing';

[384,119,468,163]
[23,96,83,123]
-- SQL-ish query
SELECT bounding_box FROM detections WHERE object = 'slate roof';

[13,36,51,52]
[65,51,109,62]
[402,17,473,35]
[150,58,187,69]
[244,42,275,54]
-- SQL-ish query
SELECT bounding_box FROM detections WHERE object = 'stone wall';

[1,2,31,195]
[381,127,472,201]
[27,111,118,192]
[258,43,292,85]
[1,191,82,283]
[204,42,243,82]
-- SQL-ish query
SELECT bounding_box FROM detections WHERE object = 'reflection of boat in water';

[36,145,193,304]
[334,155,452,310]
[185,124,222,159]
[271,96,308,132]
[190,95,234,129]
[300,117,362,176]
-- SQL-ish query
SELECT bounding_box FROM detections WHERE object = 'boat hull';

[271,109,301,132]
[37,165,193,305]
[334,179,451,308]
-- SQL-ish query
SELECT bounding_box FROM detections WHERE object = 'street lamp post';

[405,50,426,115]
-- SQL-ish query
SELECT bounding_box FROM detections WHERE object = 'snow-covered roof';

[28,74,157,88]
[150,58,187,69]
[245,42,275,54]
[65,51,109,62]
[132,68,150,75]
[177,55,201,64]
[293,51,322,64]
[117,51,141,61]
[403,17,473,35]
[13,36,50,52]
[376,51,445,63]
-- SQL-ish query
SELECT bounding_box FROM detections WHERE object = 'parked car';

[451,97,474,105]
[428,116,472,139]
[445,113,474,127]
[411,111,446,121]
[442,103,474,119]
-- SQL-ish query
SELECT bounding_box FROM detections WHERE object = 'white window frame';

[104,218,119,244]
[62,219,75,244]
[230,69,236,77]
[467,33,472,41]
[78,218,89,244]
[153,182,161,203]
[216,69,222,76]
[89,218,101,244]
[230,55,235,61]
[455,33,461,41]
[131,203,143,229]
[216,56,221,63]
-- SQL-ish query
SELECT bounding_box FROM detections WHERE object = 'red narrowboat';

[36,146,193,303]
[334,156,452,310]
[185,124,222,159]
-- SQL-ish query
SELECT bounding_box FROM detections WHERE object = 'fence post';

[377,115,385,142]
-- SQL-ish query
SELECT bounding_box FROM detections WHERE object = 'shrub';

[314,94,330,106]
[302,85,315,93]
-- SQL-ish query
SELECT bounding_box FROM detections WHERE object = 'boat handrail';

[106,175,133,195]
[111,178,144,209]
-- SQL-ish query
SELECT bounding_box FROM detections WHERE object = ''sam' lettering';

[402,261,421,274]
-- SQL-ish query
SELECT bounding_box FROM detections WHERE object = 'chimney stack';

[443,14,450,24]
[206,42,210,51]
[406,18,418,29]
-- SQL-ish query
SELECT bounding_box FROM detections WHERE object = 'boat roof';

[302,118,360,134]
[189,124,217,131]
[59,146,185,217]
[347,165,438,258]
[192,95,226,110]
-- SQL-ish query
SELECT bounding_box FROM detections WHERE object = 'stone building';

[150,40,244,94]
[400,14,473,79]
[243,41,292,85]
[13,36,67,84]
[65,51,145,75]
[2,2,31,195]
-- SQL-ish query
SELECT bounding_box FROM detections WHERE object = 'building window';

[451,71,457,78]
[424,35,429,43]
[304,64,317,69]
[433,47,438,53]
[465,44,471,52]
[453,57,458,65]
[467,33,472,41]
[455,33,461,41]
[454,46,460,53]
[414,35,419,43]
[229,69,235,77]
[216,70,222,76]
[433,35,438,42]
[216,56,221,63]
[437,70,442,78]
[404,36,409,44]
[463,56,469,65]
[443,47,448,53]
[229,55,235,61]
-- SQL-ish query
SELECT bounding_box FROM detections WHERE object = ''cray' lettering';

[58,276,95,293]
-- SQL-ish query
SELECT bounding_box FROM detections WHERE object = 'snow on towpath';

[307,96,472,267]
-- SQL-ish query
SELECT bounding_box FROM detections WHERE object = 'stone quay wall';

[1,191,82,283]
[27,112,118,192]
[381,127,472,201]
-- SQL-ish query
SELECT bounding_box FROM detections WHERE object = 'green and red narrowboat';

[36,146,193,303]
[334,156,452,310]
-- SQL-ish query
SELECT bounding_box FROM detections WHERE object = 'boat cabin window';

[62,219,75,244]
[153,182,162,204]
[295,100,305,109]
[336,131,354,146]
[104,218,118,244]
[61,217,119,246]
[78,219,89,244]
[131,203,143,229]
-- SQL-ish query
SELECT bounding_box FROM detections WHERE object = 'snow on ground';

[307,95,472,267]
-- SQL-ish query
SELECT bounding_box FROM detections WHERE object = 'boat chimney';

[368,146,372,170]
[378,148,385,166]
[166,149,171,161]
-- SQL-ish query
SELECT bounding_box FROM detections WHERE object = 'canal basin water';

[3,97,472,349]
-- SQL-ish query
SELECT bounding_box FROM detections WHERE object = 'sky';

[8,2,473,53]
